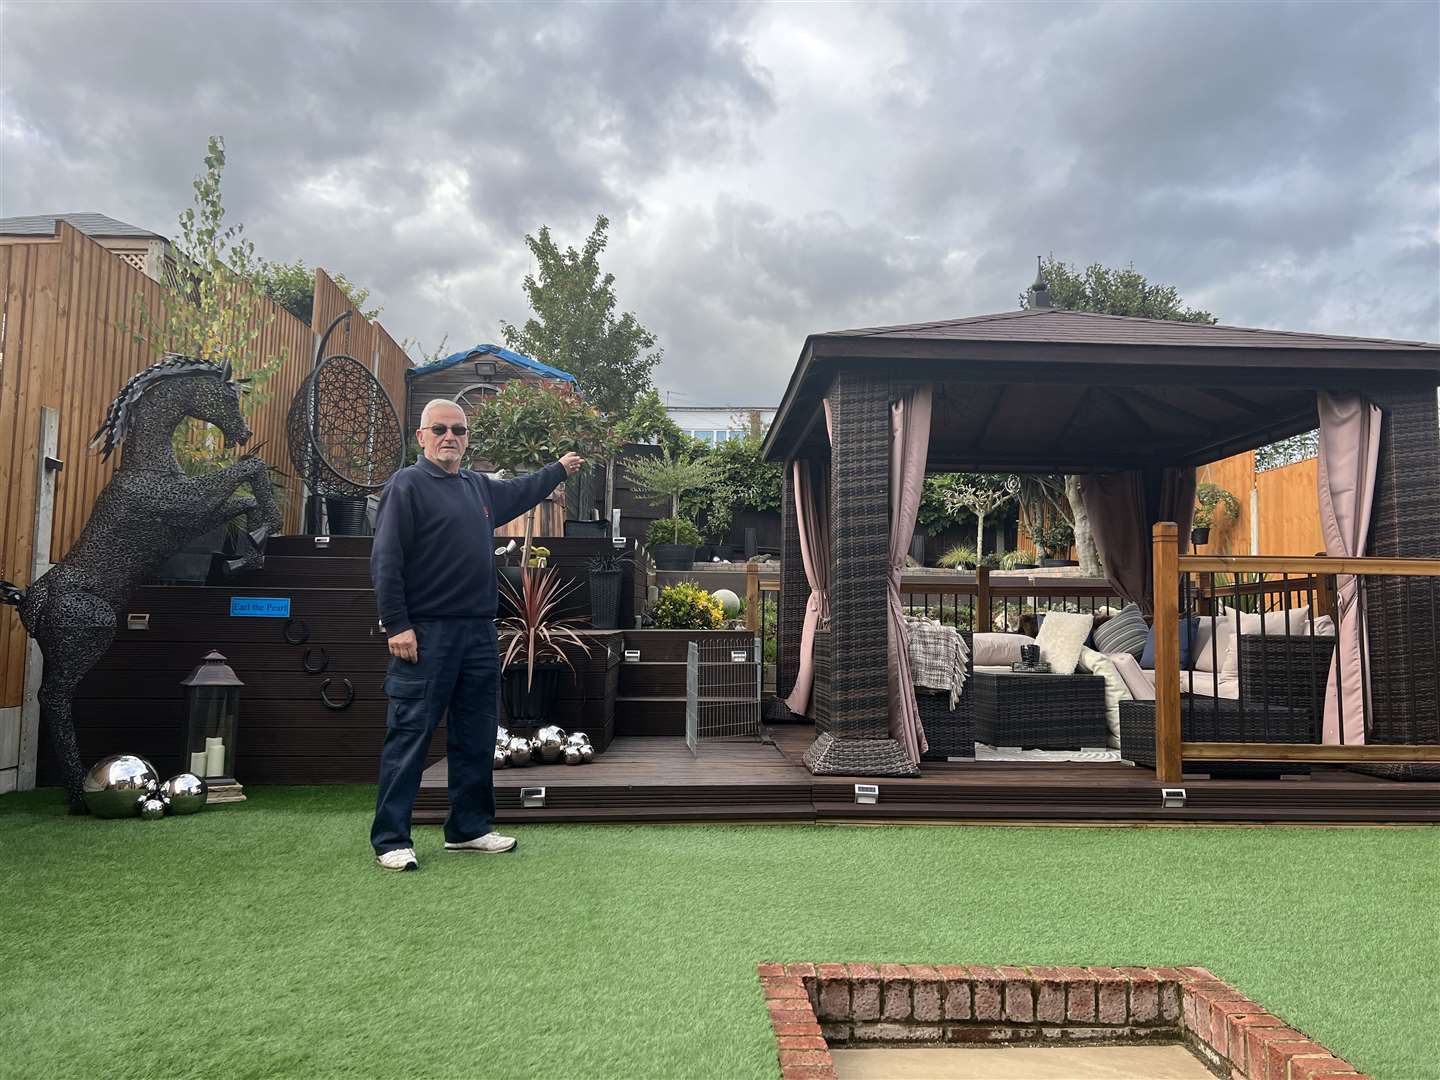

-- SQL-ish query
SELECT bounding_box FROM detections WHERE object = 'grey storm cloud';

[2,0,1435,407]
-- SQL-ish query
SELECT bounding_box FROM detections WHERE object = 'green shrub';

[647,517,700,547]
[937,544,976,569]
[653,582,723,630]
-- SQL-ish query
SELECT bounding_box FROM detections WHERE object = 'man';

[370,397,583,870]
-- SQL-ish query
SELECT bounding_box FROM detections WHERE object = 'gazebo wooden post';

[802,371,919,776]
[1358,387,1440,778]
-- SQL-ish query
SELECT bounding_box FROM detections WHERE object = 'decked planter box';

[499,631,622,751]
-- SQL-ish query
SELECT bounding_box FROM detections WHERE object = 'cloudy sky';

[3,1,1437,406]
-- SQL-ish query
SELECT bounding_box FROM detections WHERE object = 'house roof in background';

[406,343,577,383]
[0,212,166,240]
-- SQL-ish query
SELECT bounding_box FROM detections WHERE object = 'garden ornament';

[578,744,595,764]
[496,725,511,748]
[493,747,511,770]
[563,732,590,749]
[138,796,168,821]
[712,588,741,618]
[1,355,283,811]
[81,754,160,818]
[160,773,208,815]
[563,746,584,766]
[506,737,534,767]
[534,725,567,763]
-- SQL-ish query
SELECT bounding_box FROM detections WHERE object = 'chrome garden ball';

[496,725,510,748]
[493,746,511,770]
[160,773,208,815]
[563,732,590,749]
[535,725,567,763]
[578,744,595,764]
[82,754,160,818]
[563,746,583,766]
[506,737,533,767]
[138,796,168,821]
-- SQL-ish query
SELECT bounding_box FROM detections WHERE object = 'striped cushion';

[1091,603,1148,659]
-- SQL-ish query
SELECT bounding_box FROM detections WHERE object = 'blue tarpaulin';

[407,344,577,383]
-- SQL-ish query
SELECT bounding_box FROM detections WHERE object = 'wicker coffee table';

[971,670,1108,750]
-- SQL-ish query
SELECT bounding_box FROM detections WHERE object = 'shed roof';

[0,212,165,240]
[762,308,1440,472]
[407,344,577,384]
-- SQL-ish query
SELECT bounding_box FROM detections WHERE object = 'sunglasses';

[427,423,468,437]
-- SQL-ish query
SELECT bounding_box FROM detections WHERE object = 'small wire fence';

[686,636,762,755]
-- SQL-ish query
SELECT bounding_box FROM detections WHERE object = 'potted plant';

[497,563,591,729]
[1192,482,1241,547]
[937,543,977,570]
[623,446,714,570]
[652,581,724,630]
[587,549,632,630]
[645,516,702,570]
[1032,520,1077,567]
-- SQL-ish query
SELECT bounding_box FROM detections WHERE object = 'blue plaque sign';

[230,596,292,618]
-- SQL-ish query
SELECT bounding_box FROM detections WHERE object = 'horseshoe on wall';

[283,618,310,645]
[302,647,329,674]
[320,677,354,711]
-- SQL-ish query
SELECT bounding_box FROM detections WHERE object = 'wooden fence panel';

[0,224,321,707]
[1258,457,1323,556]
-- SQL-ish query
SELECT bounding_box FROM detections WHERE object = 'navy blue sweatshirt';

[370,457,568,635]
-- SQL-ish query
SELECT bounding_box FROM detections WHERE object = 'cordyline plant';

[497,565,591,688]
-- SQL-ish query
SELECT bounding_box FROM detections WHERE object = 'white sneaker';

[444,832,517,854]
[376,847,418,871]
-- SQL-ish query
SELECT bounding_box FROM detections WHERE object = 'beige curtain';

[887,387,932,765]
[1317,393,1381,745]
[1082,467,1196,616]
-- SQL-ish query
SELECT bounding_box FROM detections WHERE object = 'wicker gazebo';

[761,290,1440,777]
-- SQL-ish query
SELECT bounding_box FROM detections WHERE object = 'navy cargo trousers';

[371,617,499,854]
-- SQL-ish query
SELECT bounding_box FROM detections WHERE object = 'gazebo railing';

[1152,523,1440,783]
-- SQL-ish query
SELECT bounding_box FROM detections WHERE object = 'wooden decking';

[415,725,1440,825]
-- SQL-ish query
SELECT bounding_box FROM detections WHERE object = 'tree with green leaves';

[255,258,381,326]
[1020,256,1216,323]
[624,446,715,544]
[938,474,1020,561]
[126,135,285,475]
[692,432,782,543]
[1020,256,1216,574]
[500,215,662,416]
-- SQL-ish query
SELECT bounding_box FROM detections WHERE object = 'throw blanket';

[902,616,969,709]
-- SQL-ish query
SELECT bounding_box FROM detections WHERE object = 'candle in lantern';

[190,750,208,776]
[205,738,226,777]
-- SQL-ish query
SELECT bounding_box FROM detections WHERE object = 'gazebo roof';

[762,308,1440,473]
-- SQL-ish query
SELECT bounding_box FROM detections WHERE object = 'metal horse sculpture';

[0,355,282,811]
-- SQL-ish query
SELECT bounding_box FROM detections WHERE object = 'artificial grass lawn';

[2,788,1437,1080]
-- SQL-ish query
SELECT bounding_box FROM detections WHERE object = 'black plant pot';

[154,526,227,584]
[589,568,623,629]
[1039,558,1080,568]
[1191,527,1211,546]
[326,495,368,536]
[1013,562,1038,570]
[650,543,696,570]
[564,518,608,538]
[501,663,565,726]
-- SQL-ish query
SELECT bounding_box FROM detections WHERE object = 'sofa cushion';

[1109,652,1155,702]
[1036,611,1094,675]
[1140,617,1200,669]
[972,632,1035,667]
[1090,603,1148,660]
[1078,646,1130,747]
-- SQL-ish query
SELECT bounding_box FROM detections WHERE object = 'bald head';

[417,399,468,474]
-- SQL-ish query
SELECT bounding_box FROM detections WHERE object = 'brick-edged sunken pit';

[755,963,1371,1080]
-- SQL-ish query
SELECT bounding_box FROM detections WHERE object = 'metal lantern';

[180,651,243,785]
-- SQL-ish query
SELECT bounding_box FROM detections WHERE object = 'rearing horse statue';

[1,354,283,811]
